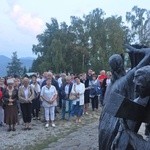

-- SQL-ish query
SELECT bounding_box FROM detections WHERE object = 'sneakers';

[51,123,56,127]
[45,123,49,128]
[45,123,56,127]
[33,117,36,120]
[85,112,88,115]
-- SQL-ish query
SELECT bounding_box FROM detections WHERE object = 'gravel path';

[0,106,147,150]
[43,121,99,150]
[0,109,101,150]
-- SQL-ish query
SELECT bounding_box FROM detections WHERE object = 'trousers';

[44,106,55,121]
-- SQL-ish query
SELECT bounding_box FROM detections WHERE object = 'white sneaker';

[45,123,49,128]
[85,112,88,115]
[51,123,56,127]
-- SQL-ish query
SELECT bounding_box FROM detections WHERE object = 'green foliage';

[23,66,27,75]
[32,8,140,74]
[7,52,23,76]
[126,6,150,46]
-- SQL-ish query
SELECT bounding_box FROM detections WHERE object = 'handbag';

[69,93,77,100]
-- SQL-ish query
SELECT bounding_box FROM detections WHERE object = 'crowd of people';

[0,69,111,131]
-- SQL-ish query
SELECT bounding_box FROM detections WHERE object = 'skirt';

[71,102,83,117]
[4,105,18,125]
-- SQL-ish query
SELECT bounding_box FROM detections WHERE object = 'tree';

[23,66,27,75]
[32,8,127,74]
[126,6,150,46]
[7,51,23,76]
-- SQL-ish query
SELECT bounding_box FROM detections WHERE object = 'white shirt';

[71,82,85,105]
[106,79,111,86]
[41,85,57,107]
[65,84,69,94]
[31,83,41,93]
[24,88,29,100]
[58,77,62,88]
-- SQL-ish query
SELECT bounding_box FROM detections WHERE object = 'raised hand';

[125,44,150,55]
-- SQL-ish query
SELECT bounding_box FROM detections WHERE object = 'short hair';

[23,77,30,83]
[65,76,71,80]
[100,70,105,74]
[32,74,37,78]
[7,78,14,84]
[47,72,53,76]
[74,75,80,79]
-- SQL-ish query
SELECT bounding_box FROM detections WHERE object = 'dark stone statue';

[99,45,150,150]
[117,65,150,150]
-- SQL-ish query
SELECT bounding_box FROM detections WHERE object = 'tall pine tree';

[7,51,23,76]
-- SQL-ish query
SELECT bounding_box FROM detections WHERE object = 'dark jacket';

[60,82,73,100]
[3,88,18,106]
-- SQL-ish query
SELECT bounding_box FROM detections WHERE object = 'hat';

[7,78,14,84]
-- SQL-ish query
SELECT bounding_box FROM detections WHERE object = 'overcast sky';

[0,0,149,58]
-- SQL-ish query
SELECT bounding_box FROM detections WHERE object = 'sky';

[0,0,150,58]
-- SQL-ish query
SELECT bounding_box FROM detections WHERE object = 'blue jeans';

[61,99,73,120]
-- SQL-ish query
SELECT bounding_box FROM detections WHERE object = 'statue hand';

[125,44,150,55]
[140,48,150,55]
[125,44,144,54]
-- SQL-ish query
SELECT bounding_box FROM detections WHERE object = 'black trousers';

[91,96,98,111]
[32,98,40,118]
[20,103,32,123]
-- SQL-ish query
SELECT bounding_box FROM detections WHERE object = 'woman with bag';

[89,74,101,111]
[70,76,85,123]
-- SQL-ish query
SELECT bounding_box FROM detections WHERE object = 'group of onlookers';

[0,69,111,131]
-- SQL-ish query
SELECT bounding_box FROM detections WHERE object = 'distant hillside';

[0,55,34,77]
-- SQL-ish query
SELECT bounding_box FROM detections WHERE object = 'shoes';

[78,119,82,123]
[45,123,49,128]
[33,117,36,120]
[51,123,56,127]
[27,127,32,130]
[37,117,40,120]
[85,112,88,115]
[23,127,28,130]
[7,128,11,132]
[12,128,16,131]
[75,119,79,123]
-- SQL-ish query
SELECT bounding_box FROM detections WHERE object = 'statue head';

[109,54,125,83]
[134,65,150,98]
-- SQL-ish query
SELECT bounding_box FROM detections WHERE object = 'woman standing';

[89,74,101,111]
[71,76,85,123]
[41,78,57,127]
[0,78,5,126]
[82,73,90,115]
[3,78,18,131]
[31,75,41,120]
[18,77,34,130]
